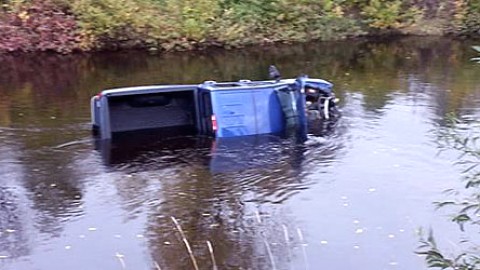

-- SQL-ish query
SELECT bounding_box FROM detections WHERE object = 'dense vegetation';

[0,0,479,53]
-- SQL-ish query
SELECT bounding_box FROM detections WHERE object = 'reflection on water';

[98,130,342,194]
[0,187,29,260]
[91,127,344,269]
[1,36,480,269]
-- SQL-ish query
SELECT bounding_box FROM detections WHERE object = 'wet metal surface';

[1,37,480,269]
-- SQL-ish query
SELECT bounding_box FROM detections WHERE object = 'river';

[1,36,480,270]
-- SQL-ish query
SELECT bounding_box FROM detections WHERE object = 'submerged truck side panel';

[209,87,285,137]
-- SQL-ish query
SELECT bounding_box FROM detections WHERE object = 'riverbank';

[1,0,479,54]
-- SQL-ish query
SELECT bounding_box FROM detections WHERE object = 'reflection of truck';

[95,131,305,174]
[91,76,338,140]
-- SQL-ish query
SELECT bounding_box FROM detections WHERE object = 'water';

[1,36,480,270]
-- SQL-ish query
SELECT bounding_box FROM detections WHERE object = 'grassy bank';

[0,0,479,53]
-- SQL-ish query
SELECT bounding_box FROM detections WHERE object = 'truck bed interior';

[108,90,198,134]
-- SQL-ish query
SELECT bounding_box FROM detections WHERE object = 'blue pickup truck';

[91,71,338,140]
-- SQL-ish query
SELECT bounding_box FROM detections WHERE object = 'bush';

[0,0,82,53]
[69,0,172,50]
[349,0,421,30]
[209,0,279,46]
[0,0,478,53]
[211,0,363,46]
[457,0,480,36]
[160,0,219,40]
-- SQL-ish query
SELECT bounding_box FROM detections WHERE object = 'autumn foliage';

[0,0,479,54]
[0,0,82,53]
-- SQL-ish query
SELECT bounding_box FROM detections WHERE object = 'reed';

[282,224,292,261]
[206,240,218,270]
[263,235,277,270]
[297,228,309,270]
[254,210,276,269]
[255,210,262,223]
[170,216,200,270]
[115,252,126,269]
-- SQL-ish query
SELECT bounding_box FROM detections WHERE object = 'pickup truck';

[91,74,338,140]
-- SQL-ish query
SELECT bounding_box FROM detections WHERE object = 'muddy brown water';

[1,37,480,270]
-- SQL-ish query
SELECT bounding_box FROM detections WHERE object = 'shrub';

[0,0,82,53]
[457,0,480,36]
[211,0,363,46]
[69,0,171,50]
[356,0,421,30]
[160,0,219,40]
[0,0,478,53]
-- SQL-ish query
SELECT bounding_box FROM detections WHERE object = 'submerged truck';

[91,72,339,140]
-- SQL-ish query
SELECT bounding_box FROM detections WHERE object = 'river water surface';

[1,37,480,270]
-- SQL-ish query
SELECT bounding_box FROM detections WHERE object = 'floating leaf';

[452,214,471,223]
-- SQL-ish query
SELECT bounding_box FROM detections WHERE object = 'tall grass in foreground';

[417,115,480,270]
[471,46,480,64]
